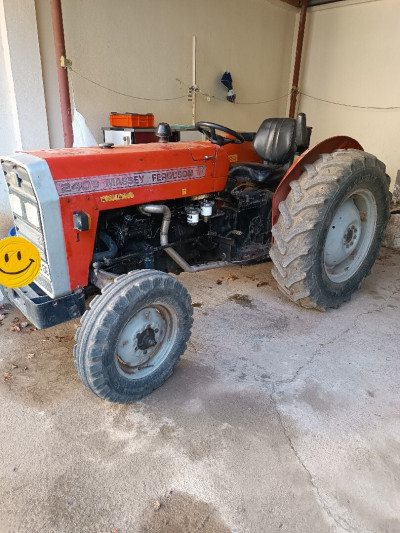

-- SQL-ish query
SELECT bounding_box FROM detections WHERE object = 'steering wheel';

[195,121,245,146]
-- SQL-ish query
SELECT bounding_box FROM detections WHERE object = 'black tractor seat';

[228,161,288,186]
[229,113,309,187]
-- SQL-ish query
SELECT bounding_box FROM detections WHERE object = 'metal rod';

[50,0,73,147]
[289,0,308,118]
[140,204,229,273]
[192,35,196,126]
[90,269,117,290]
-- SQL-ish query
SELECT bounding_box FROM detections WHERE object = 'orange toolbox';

[109,112,155,128]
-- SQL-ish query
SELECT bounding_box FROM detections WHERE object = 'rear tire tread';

[270,150,390,309]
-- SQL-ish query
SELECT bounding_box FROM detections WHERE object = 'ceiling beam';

[309,0,346,5]
[280,0,346,7]
[280,0,301,7]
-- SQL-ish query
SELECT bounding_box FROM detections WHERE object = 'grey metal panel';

[2,153,71,298]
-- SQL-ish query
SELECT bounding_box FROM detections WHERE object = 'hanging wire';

[198,88,291,105]
[180,80,290,105]
[67,68,400,110]
[299,91,400,110]
[69,68,187,102]
[176,79,291,105]
[70,70,290,106]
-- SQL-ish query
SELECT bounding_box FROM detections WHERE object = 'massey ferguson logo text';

[55,166,207,197]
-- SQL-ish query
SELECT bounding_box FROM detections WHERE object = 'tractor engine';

[93,179,273,278]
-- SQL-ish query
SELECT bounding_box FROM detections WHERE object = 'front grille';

[13,218,46,256]
[1,160,52,292]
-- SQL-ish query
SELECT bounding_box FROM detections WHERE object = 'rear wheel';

[270,149,391,309]
[74,270,193,403]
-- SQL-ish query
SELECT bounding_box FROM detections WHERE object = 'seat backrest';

[296,113,308,149]
[253,118,297,165]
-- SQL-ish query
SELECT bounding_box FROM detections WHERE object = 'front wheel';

[74,270,193,403]
[270,149,391,310]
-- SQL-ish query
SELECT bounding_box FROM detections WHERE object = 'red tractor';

[0,115,391,403]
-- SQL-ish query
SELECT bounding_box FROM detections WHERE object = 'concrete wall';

[0,0,49,153]
[0,15,17,231]
[0,22,19,154]
[0,0,49,233]
[297,0,400,183]
[35,0,297,145]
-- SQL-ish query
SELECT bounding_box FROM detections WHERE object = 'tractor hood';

[28,141,224,189]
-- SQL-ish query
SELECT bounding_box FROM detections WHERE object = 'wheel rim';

[115,303,178,380]
[324,188,377,283]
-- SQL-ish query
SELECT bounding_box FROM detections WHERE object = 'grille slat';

[2,161,36,200]
[13,217,46,256]
[2,160,53,293]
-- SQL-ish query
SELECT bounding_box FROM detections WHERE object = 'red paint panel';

[222,141,262,163]
[27,142,233,289]
[272,136,363,226]
[30,142,215,181]
[59,196,100,290]
[26,140,260,289]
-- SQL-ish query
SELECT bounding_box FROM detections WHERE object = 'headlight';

[25,202,40,227]
[9,194,23,216]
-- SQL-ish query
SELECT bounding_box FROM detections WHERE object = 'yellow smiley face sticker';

[0,237,41,288]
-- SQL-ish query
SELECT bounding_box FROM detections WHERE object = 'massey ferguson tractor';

[0,115,391,403]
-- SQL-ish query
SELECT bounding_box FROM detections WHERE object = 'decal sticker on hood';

[55,165,207,197]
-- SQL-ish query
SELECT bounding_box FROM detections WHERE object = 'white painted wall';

[0,21,19,154]
[0,18,17,233]
[297,0,400,183]
[0,0,50,234]
[35,0,297,145]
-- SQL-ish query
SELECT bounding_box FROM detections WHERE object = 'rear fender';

[272,136,363,226]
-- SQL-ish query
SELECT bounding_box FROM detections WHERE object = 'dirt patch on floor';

[228,294,254,308]
[139,491,230,533]
[0,308,81,407]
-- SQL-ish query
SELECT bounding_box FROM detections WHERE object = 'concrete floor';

[0,247,399,533]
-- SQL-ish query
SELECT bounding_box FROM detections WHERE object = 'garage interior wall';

[0,14,15,226]
[0,0,49,229]
[34,0,297,148]
[2,0,399,224]
[297,0,400,182]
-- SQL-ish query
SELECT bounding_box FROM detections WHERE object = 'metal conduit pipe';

[140,204,229,273]
[289,0,308,118]
[50,0,73,147]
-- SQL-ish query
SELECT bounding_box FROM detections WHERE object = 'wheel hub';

[324,199,361,269]
[137,326,157,351]
[343,224,358,248]
[117,307,165,373]
[324,189,377,283]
